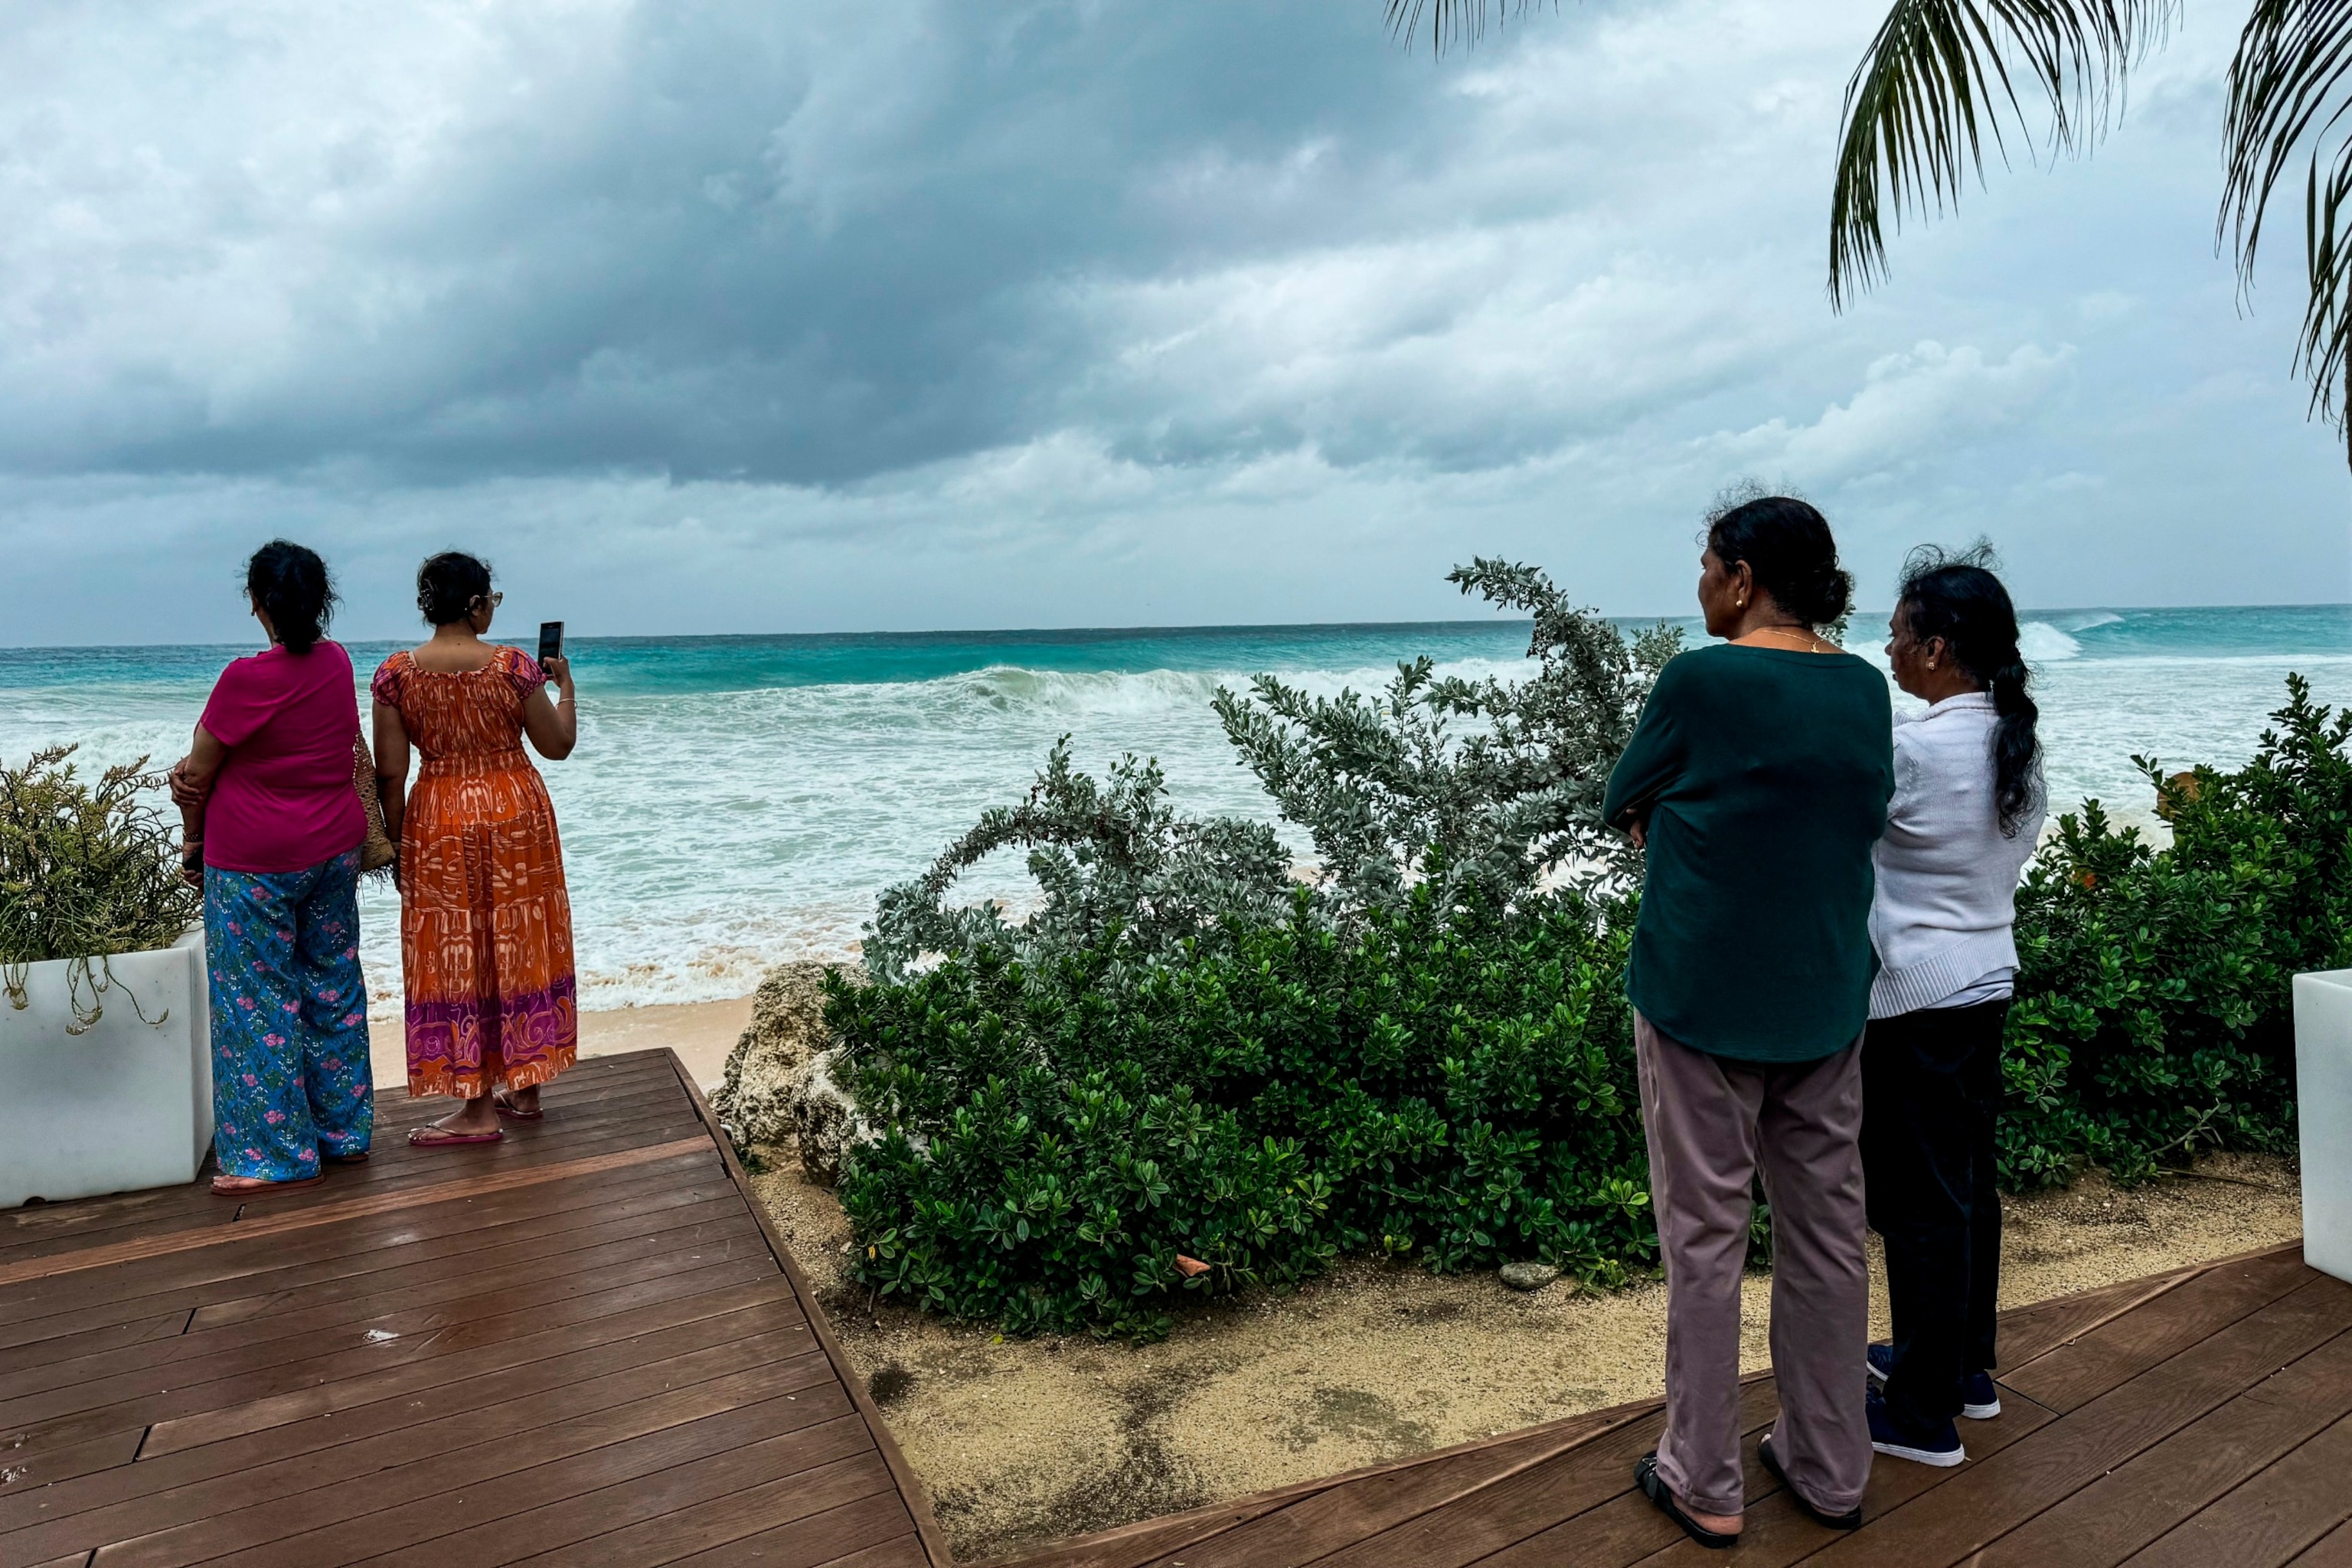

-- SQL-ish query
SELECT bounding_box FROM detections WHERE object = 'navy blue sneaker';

[1868,1345,2001,1419]
[1867,1387,1965,1467]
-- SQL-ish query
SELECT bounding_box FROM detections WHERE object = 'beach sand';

[750,1146,2305,1560]
[365,994,752,1096]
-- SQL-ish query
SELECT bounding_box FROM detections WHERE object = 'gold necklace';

[1744,626,1833,654]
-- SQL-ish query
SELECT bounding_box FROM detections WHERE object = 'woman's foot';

[1635,1453,1740,1547]
[494,1086,543,1120]
[211,1172,327,1196]
[409,1098,504,1146]
[325,1148,370,1165]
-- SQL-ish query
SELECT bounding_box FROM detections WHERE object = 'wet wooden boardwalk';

[0,1049,946,1568]
[995,1241,2352,1568]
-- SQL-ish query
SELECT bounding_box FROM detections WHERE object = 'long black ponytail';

[1896,544,2043,837]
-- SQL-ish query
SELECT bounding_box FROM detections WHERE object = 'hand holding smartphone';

[537,621,564,675]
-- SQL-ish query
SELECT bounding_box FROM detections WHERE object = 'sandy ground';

[364,994,751,1096]
[747,1145,2304,1562]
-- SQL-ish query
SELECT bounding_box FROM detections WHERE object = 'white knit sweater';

[1868,692,2045,1019]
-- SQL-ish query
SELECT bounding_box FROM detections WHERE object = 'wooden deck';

[995,1241,2352,1568]
[9,1055,2346,1568]
[0,1049,947,1568]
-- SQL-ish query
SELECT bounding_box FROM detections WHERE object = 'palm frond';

[2223,0,2352,452]
[1384,0,1545,56]
[1830,0,2171,307]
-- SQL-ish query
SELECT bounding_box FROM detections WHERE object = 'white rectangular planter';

[2294,968,2352,1285]
[1,929,213,1208]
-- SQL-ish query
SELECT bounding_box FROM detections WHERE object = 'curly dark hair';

[416,551,494,626]
[244,541,337,654]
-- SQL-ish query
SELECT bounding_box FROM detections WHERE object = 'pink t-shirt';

[199,641,367,874]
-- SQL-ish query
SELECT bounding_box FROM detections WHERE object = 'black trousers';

[1860,998,2007,1432]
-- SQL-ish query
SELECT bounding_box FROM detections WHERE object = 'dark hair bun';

[244,541,336,654]
[416,551,494,626]
[1705,495,1852,629]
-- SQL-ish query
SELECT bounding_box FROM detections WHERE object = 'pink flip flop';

[407,1125,505,1148]
[493,1092,544,1122]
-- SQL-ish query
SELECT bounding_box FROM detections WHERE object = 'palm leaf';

[2223,0,2352,451]
[1830,0,2170,306]
[1384,0,1545,55]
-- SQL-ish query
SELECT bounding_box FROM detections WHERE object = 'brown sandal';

[407,1125,504,1147]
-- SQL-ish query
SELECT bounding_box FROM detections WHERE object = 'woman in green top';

[1606,496,1893,1550]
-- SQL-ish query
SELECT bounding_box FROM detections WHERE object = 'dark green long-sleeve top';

[1602,643,1894,1062]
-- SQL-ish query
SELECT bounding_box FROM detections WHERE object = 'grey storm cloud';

[1,0,2345,645]
[2,2,1530,483]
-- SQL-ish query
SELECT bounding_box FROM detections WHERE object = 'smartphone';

[537,621,564,671]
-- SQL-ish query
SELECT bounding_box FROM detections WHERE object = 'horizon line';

[5,599,2349,655]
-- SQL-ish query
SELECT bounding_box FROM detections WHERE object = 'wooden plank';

[2000,1250,2319,1415]
[2293,1518,2352,1567]
[4,1253,782,1464]
[666,1493,922,1568]
[1292,1387,1756,1568]
[666,1054,952,1568]
[0,1207,761,1404]
[0,1219,768,1426]
[1142,1380,1761,1568]
[6,1362,848,1566]
[0,1148,725,1338]
[356,1419,883,1568]
[808,1542,929,1568]
[0,1315,814,1538]
[982,1404,1640,1568]
[0,1428,145,1508]
[2119,1411,2352,1568]
[128,1278,801,1459]
[1993,1266,2208,1372]
[180,1189,748,1330]
[0,1106,706,1271]
[464,1447,898,1568]
[214,1390,873,1568]
[0,1137,712,1287]
[1967,1324,2352,1567]
[0,1312,189,1376]
[1798,1272,2352,1568]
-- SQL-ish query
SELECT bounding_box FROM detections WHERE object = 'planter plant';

[1,746,214,1207]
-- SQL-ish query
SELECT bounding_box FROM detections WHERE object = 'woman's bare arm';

[521,655,577,761]
[168,725,230,883]
[373,700,411,851]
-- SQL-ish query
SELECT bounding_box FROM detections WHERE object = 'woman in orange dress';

[371,551,580,1145]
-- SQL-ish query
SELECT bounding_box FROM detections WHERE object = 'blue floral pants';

[204,849,374,1181]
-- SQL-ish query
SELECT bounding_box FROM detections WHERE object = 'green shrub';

[2002,675,2350,1186]
[0,745,201,1031]
[831,883,1653,1339]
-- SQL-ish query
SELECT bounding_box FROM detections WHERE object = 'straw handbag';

[352,731,398,874]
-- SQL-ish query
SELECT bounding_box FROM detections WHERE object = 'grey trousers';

[1636,1011,1872,1517]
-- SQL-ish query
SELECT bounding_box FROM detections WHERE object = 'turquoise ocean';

[4,605,2347,1018]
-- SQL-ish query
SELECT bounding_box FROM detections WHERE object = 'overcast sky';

[4,0,2347,646]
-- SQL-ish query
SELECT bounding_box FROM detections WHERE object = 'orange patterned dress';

[372,645,578,1099]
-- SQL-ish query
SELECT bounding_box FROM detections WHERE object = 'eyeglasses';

[472,592,504,609]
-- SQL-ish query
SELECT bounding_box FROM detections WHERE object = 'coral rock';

[1498,1260,1560,1292]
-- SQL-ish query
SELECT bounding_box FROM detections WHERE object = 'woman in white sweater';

[1863,547,2044,1469]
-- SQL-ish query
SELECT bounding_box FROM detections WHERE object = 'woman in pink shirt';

[171,541,374,1195]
